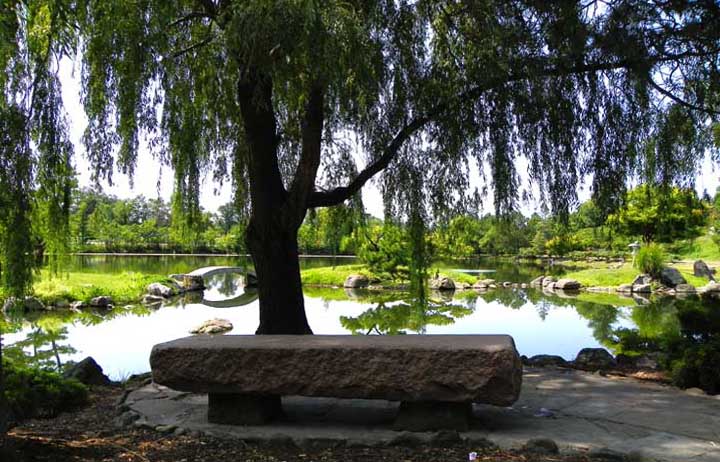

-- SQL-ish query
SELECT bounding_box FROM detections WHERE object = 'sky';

[59,57,720,218]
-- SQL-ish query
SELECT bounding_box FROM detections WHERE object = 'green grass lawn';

[300,264,373,286]
[563,262,708,288]
[32,271,170,305]
[667,233,720,262]
[300,264,478,287]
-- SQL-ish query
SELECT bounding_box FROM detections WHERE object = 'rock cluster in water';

[142,274,206,306]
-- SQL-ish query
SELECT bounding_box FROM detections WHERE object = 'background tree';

[607,185,707,242]
[433,215,485,259]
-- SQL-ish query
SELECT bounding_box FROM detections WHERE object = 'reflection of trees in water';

[477,289,528,309]
[340,297,473,335]
[4,327,76,371]
[205,272,241,297]
[2,304,152,371]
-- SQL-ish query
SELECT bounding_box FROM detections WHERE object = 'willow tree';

[2,1,719,334]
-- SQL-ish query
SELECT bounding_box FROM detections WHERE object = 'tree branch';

[168,12,211,28]
[172,35,214,59]
[307,56,661,208]
[287,84,324,224]
[648,79,720,116]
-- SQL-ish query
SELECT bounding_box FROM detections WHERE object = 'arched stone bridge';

[187,266,247,279]
[186,266,258,308]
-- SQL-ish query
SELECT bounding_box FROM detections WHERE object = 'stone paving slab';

[122,367,720,461]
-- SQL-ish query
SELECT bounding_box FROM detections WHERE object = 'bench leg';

[208,393,282,425]
[393,401,472,432]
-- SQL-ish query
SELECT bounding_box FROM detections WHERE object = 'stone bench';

[149,335,522,431]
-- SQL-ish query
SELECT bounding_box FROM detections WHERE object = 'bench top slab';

[152,334,517,351]
[150,335,522,405]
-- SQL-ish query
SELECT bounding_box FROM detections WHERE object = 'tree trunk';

[237,70,322,335]
[246,216,312,335]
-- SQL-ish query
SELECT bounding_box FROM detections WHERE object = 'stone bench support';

[208,393,282,425]
[150,335,522,431]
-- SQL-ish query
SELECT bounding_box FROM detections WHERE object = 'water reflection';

[3,284,719,386]
[340,297,473,335]
[3,304,152,372]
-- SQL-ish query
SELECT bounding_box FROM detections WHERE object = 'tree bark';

[237,69,315,335]
[246,217,312,334]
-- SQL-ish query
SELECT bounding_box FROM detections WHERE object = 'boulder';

[71,300,87,310]
[429,277,456,291]
[616,283,633,293]
[190,318,234,335]
[632,283,652,294]
[530,275,545,286]
[574,348,616,370]
[675,284,696,293]
[616,353,661,370]
[659,267,686,288]
[169,274,185,284]
[502,281,512,288]
[542,276,557,287]
[165,278,184,292]
[343,274,369,289]
[142,294,165,305]
[525,354,568,367]
[2,296,46,312]
[473,279,495,289]
[63,357,111,386]
[636,353,662,370]
[89,296,113,308]
[181,275,205,291]
[23,296,46,311]
[693,260,716,281]
[459,282,471,290]
[553,279,581,290]
[146,282,175,298]
[632,274,652,285]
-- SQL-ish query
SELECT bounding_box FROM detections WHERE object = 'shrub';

[670,340,720,395]
[357,225,411,279]
[634,243,665,277]
[2,359,88,422]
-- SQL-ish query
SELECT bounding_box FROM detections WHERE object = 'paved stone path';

[122,367,720,461]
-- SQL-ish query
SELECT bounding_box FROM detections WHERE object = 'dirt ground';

[0,386,597,462]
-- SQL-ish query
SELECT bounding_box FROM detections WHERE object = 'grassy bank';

[562,262,707,288]
[32,271,170,305]
[667,233,720,262]
[300,264,476,287]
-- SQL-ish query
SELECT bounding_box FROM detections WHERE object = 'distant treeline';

[64,184,716,259]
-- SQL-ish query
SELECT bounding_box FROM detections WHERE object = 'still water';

[3,256,711,381]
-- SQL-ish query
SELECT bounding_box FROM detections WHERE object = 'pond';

[3,256,718,384]
[59,253,355,275]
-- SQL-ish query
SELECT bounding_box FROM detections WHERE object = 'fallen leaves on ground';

[1,387,594,462]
